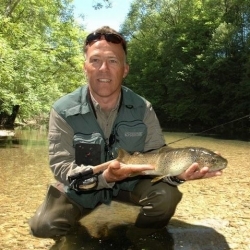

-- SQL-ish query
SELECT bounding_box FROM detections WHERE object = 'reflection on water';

[49,224,175,250]
[0,129,249,249]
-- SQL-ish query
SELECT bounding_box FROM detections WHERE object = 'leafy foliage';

[0,0,86,122]
[121,0,250,137]
[92,0,112,9]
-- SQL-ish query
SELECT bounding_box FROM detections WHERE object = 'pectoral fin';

[151,175,167,183]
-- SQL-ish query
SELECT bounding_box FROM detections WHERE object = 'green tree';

[121,0,250,136]
[0,0,86,123]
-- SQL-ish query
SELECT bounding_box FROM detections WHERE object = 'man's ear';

[123,64,129,78]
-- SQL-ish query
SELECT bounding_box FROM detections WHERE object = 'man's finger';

[109,160,121,169]
[112,163,154,177]
[203,170,223,179]
[122,164,155,173]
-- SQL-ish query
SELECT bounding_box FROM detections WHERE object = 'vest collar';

[64,85,143,117]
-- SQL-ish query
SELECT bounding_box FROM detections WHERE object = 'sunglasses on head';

[85,32,127,54]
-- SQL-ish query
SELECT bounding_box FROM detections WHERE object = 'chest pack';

[54,85,148,166]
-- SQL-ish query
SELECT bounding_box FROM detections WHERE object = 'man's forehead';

[86,40,124,56]
[88,50,118,57]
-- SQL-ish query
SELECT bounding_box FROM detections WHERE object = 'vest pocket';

[113,120,147,153]
[73,132,105,165]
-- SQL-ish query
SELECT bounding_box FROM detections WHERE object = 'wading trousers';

[29,179,182,238]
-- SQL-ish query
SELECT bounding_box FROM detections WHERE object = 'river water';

[0,129,249,250]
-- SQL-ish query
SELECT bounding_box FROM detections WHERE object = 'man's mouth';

[98,78,111,83]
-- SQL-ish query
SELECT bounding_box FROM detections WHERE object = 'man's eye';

[90,58,99,63]
[110,59,118,64]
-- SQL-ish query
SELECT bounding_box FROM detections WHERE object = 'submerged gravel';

[0,132,249,249]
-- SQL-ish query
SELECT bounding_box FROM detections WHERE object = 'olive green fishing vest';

[53,84,148,162]
[53,85,148,208]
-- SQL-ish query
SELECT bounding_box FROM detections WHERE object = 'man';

[29,26,222,239]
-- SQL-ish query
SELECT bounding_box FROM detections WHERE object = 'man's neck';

[90,92,121,112]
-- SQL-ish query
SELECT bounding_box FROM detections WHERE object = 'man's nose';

[99,61,109,71]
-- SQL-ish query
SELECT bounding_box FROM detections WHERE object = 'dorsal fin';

[116,148,130,162]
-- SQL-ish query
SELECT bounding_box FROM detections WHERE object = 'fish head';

[196,149,228,172]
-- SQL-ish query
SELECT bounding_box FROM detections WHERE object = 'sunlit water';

[0,129,249,250]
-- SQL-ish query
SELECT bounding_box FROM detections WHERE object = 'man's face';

[84,39,129,100]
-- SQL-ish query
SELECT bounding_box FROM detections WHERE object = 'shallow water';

[0,129,249,250]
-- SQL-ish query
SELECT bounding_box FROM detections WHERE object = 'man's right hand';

[103,160,154,183]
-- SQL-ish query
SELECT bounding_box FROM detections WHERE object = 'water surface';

[0,129,249,250]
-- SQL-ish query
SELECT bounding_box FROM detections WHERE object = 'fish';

[116,146,228,182]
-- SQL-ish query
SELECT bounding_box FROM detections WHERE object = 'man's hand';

[177,162,223,181]
[103,160,154,183]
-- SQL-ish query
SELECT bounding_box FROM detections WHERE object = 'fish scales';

[116,147,228,182]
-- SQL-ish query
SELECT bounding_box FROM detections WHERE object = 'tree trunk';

[0,105,20,129]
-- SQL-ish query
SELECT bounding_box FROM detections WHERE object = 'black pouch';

[75,143,101,166]
[73,132,105,166]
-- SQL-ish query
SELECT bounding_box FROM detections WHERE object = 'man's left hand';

[177,162,223,181]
